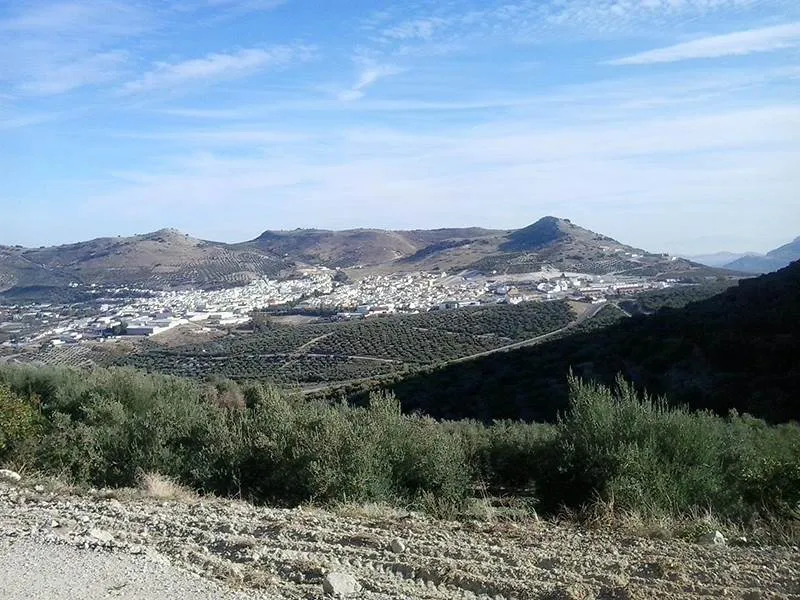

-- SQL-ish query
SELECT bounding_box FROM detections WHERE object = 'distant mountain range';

[0,217,737,295]
[685,236,800,274]
[682,252,760,268]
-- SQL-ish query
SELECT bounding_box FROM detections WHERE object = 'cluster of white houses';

[2,267,671,347]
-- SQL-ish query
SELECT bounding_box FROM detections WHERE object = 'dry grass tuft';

[461,496,499,522]
[332,501,414,521]
[565,495,800,545]
[137,472,198,502]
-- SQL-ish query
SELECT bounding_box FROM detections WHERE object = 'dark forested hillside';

[346,262,800,423]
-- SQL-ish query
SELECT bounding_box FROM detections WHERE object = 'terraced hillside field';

[112,301,575,386]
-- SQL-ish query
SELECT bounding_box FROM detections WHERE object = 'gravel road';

[2,478,799,599]
[0,537,259,600]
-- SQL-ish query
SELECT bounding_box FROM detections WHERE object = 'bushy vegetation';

[618,281,734,315]
[0,366,470,508]
[543,376,800,522]
[116,351,401,385]
[0,383,41,462]
[1,365,798,534]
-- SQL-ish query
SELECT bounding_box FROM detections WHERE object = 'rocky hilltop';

[241,217,722,279]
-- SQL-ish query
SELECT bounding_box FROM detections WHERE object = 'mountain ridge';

[682,251,760,268]
[721,236,800,274]
[1,217,737,294]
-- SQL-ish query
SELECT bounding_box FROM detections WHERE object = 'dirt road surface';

[0,537,256,600]
[1,481,798,599]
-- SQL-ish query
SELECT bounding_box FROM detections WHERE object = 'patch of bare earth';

[1,479,798,599]
[146,323,228,348]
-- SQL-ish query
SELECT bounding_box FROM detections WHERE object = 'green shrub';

[0,383,41,462]
[444,419,555,495]
[539,374,800,521]
[1,364,798,529]
[0,366,471,508]
[236,389,471,507]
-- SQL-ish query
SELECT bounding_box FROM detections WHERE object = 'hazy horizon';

[2,0,799,255]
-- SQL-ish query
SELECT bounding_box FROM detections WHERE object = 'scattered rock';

[544,583,591,599]
[733,536,749,546]
[89,528,115,545]
[0,482,798,600]
[0,469,21,483]
[538,557,562,570]
[697,530,726,546]
[322,572,361,597]
[597,585,636,600]
[33,484,45,493]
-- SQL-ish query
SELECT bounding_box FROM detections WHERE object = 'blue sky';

[1,0,798,254]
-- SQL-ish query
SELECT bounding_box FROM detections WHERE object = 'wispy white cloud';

[0,1,150,96]
[156,96,529,118]
[381,17,447,41]
[158,107,253,119]
[0,113,60,130]
[337,64,404,102]
[156,64,799,118]
[115,128,312,145]
[367,0,783,53]
[73,104,800,254]
[204,0,287,9]
[608,22,800,65]
[0,1,151,36]
[524,0,773,35]
[170,0,289,18]
[18,50,129,96]
[121,46,313,94]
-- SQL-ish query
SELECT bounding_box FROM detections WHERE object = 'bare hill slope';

[245,217,729,279]
[0,229,289,292]
[1,218,734,293]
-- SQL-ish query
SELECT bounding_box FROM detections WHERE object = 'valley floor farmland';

[107,300,576,386]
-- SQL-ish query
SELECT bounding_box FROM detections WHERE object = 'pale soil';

[1,481,798,600]
[271,315,324,326]
[566,301,592,317]
[144,323,229,347]
[0,537,256,600]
